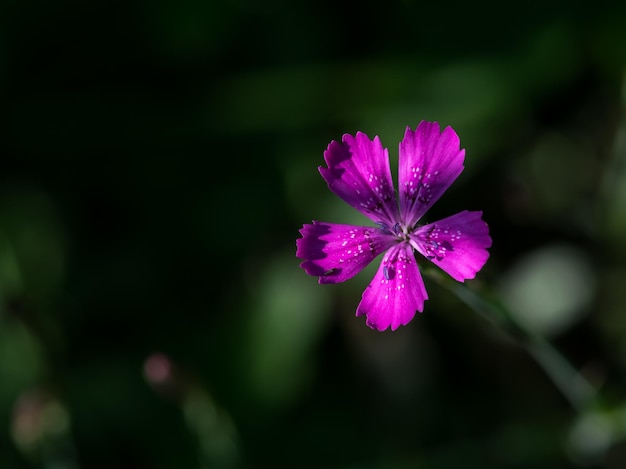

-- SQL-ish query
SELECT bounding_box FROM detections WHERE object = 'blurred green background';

[2,0,626,468]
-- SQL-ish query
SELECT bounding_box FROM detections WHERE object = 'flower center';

[376,221,413,241]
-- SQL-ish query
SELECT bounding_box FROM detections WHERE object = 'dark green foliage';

[1,1,626,468]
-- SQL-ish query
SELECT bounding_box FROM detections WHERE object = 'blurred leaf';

[0,187,66,302]
[241,250,330,409]
[600,92,626,249]
[568,402,626,465]
[0,320,43,408]
[498,244,595,337]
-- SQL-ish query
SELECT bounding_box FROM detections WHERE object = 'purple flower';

[296,121,492,331]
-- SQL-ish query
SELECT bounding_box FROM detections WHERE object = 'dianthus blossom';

[296,121,492,331]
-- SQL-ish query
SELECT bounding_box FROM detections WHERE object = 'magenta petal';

[398,121,465,226]
[356,244,428,331]
[319,132,399,226]
[296,221,395,284]
[413,210,492,282]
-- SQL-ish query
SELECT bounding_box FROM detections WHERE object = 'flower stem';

[424,268,597,411]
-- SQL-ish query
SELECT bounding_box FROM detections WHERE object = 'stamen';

[375,221,394,236]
